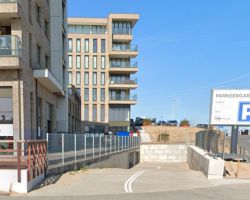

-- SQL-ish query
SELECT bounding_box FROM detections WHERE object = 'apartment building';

[0,0,68,140]
[68,14,139,132]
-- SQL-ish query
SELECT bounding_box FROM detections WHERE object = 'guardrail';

[0,35,21,57]
[109,94,137,101]
[47,134,140,171]
[0,140,47,182]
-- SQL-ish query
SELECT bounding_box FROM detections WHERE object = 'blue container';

[116,131,130,136]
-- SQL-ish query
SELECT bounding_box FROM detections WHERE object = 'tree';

[180,119,190,127]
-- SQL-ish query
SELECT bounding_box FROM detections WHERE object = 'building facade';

[68,14,139,132]
[68,85,81,134]
[0,0,68,140]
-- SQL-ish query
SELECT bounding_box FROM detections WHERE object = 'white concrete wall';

[187,145,224,179]
[140,144,187,162]
[0,169,44,193]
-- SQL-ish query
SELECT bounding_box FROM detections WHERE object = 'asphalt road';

[2,162,250,200]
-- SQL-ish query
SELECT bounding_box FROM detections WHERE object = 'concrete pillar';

[230,125,238,154]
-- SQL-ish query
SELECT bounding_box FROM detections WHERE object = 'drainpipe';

[35,79,38,139]
[18,70,22,140]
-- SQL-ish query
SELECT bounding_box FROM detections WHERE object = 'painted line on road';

[124,170,145,193]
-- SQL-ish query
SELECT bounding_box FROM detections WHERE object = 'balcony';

[109,94,137,105]
[33,63,65,97]
[0,35,22,69]
[109,62,138,74]
[112,28,133,42]
[110,45,138,58]
[109,78,138,90]
[0,0,20,19]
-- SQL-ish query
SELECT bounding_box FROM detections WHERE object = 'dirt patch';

[225,161,250,179]
[143,126,204,144]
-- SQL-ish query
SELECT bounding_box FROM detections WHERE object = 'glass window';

[76,39,81,52]
[101,39,105,53]
[84,39,89,53]
[92,88,97,101]
[84,72,89,85]
[68,38,72,52]
[93,105,97,121]
[93,56,97,69]
[84,88,89,101]
[76,55,81,69]
[0,87,13,123]
[101,72,105,85]
[76,72,81,85]
[101,104,105,121]
[68,72,72,84]
[84,55,89,69]
[101,56,105,69]
[93,72,97,85]
[84,104,89,121]
[68,55,72,69]
[101,88,105,101]
[93,39,97,53]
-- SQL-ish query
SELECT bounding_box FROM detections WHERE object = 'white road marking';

[124,170,145,193]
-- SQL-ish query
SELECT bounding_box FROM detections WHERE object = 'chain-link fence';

[47,133,140,171]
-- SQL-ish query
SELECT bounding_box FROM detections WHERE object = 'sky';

[68,0,250,125]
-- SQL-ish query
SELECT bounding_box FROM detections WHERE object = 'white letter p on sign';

[242,104,250,120]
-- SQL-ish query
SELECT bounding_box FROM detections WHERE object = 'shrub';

[143,118,152,126]
[157,133,170,143]
[180,119,190,127]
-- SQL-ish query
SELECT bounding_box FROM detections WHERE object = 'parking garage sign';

[210,89,250,125]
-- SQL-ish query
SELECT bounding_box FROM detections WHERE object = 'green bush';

[157,133,170,143]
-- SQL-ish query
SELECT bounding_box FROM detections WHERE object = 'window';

[101,88,105,101]
[101,39,105,53]
[29,33,32,65]
[28,0,32,23]
[84,39,89,53]
[76,72,81,85]
[101,73,105,85]
[76,55,81,69]
[0,87,13,123]
[68,72,72,84]
[101,105,105,121]
[68,55,72,69]
[93,72,97,85]
[45,20,49,38]
[45,55,49,69]
[93,39,97,53]
[84,104,89,121]
[101,56,105,69]
[76,39,81,52]
[93,56,97,69]
[93,105,97,121]
[84,72,89,85]
[84,88,89,101]
[84,55,89,69]
[36,4,41,25]
[92,88,97,101]
[37,45,41,66]
[68,38,72,52]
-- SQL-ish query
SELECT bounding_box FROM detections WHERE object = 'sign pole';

[231,125,238,154]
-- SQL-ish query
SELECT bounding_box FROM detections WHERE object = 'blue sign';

[238,102,250,122]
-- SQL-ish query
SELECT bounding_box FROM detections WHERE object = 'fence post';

[110,135,112,154]
[84,134,86,160]
[92,134,95,158]
[17,141,21,183]
[125,136,127,150]
[118,136,120,152]
[74,134,77,164]
[105,135,107,155]
[114,136,116,152]
[99,135,102,157]
[62,134,64,168]
[122,136,123,151]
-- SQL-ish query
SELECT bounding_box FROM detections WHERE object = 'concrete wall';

[140,144,187,162]
[187,145,224,179]
[0,169,44,193]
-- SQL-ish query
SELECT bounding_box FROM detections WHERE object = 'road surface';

[2,162,250,200]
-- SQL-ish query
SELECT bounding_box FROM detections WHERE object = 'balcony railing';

[0,0,18,3]
[0,35,21,57]
[110,94,137,101]
[110,62,137,68]
[110,78,137,85]
[112,28,132,35]
[112,45,138,52]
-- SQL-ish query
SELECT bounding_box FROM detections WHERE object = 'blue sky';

[68,0,250,125]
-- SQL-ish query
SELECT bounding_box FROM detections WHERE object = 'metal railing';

[110,61,137,68]
[0,35,21,57]
[0,0,18,3]
[109,94,137,101]
[110,78,137,85]
[112,45,138,52]
[47,133,140,171]
[112,28,132,35]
